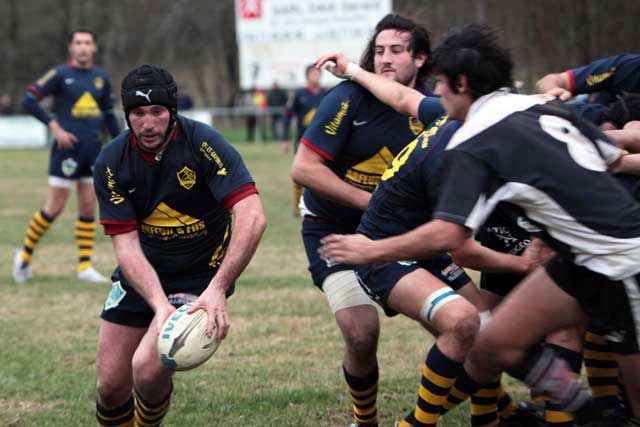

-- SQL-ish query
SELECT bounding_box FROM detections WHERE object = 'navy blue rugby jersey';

[24,63,119,142]
[285,87,328,142]
[357,115,459,239]
[568,54,640,100]
[434,90,640,280]
[300,80,443,229]
[94,116,258,276]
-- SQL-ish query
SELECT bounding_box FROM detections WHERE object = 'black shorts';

[301,217,356,288]
[545,257,640,354]
[49,140,102,179]
[355,256,472,317]
[100,266,235,327]
[480,272,525,297]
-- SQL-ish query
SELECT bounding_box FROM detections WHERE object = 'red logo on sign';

[240,0,262,19]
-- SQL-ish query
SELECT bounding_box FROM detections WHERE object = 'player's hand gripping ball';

[157,303,220,371]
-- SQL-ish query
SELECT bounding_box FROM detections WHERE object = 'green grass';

[0,144,512,426]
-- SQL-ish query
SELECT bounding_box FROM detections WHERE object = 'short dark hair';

[305,64,317,77]
[359,14,432,86]
[431,24,513,100]
[602,93,640,128]
[68,29,97,44]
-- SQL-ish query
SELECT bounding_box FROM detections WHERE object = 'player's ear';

[413,52,427,69]
[455,75,469,93]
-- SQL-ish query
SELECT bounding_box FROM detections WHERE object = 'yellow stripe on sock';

[24,238,37,249]
[77,238,95,247]
[586,367,619,377]
[583,350,616,361]
[448,386,468,401]
[422,365,454,389]
[75,230,97,238]
[354,405,377,416]
[78,249,94,258]
[30,220,46,235]
[474,388,499,398]
[27,228,40,241]
[418,383,449,406]
[78,261,92,272]
[590,385,619,397]
[396,421,413,427]
[353,393,377,406]
[348,382,377,397]
[471,403,498,416]
[545,410,574,423]
[97,407,134,422]
[585,332,607,345]
[34,212,51,227]
[415,405,441,425]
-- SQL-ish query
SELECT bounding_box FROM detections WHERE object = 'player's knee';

[96,376,131,408]
[343,323,379,355]
[448,306,480,347]
[132,349,166,387]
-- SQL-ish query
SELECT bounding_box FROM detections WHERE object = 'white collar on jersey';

[446,89,554,150]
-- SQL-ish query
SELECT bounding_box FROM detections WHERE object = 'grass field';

[0,143,510,426]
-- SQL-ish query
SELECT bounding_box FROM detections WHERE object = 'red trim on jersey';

[566,69,576,94]
[100,219,137,236]
[221,183,259,210]
[27,86,43,100]
[300,138,334,161]
[130,125,179,164]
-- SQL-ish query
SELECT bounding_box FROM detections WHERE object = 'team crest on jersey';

[177,166,196,190]
[94,76,104,90]
[61,157,78,177]
[408,117,424,135]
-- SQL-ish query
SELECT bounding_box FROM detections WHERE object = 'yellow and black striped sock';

[440,365,484,414]
[344,365,378,426]
[76,216,96,273]
[19,210,54,267]
[410,344,462,427]
[544,344,583,427]
[133,389,171,427]
[96,395,134,427]
[496,384,517,419]
[583,331,620,414]
[470,378,500,427]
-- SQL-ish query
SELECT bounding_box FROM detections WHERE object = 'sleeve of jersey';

[101,77,121,138]
[22,68,60,125]
[201,133,259,209]
[417,96,444,127]
[432,150,493,232]
[93,154,137,236]
[299,83,357,162]
[570,55,640,95]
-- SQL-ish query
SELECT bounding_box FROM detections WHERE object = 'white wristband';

[344,62,362,80]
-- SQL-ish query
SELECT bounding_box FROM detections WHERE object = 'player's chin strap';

[419,287,461,323]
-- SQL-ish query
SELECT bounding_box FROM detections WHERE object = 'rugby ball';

[157,303,220,371]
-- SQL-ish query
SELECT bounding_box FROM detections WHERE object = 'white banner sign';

[235,0,392,89]
[0,116,48,149]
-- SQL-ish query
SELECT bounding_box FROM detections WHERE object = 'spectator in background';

[284,65,327,217]
[267,82,288,141]
[0,93,16,115]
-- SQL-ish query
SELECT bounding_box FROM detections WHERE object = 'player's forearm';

[22,93,52,125]
[112,234,167,311]
[210,195,266,291]
[450,239,528,274]
[353,68,422,118]
[611,154,640,176]
[369,219,468,262]
[292,159,370,210]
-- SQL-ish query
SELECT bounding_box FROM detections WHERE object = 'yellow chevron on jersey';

[71,91,101,118]
[345,146,395,190]
[409,116,425,135]
[37,69,56,87]
[144,202,200,227]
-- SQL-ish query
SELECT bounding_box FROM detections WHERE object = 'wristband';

[344,62,362,80]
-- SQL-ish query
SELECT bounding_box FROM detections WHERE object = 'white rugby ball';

[157,303,220,371]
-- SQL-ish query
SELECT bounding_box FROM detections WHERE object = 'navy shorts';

[545,257,640,354]
[49,140,102,179]
[301,217,357,288]
[100,266,235,327]
[355,256,472,317]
